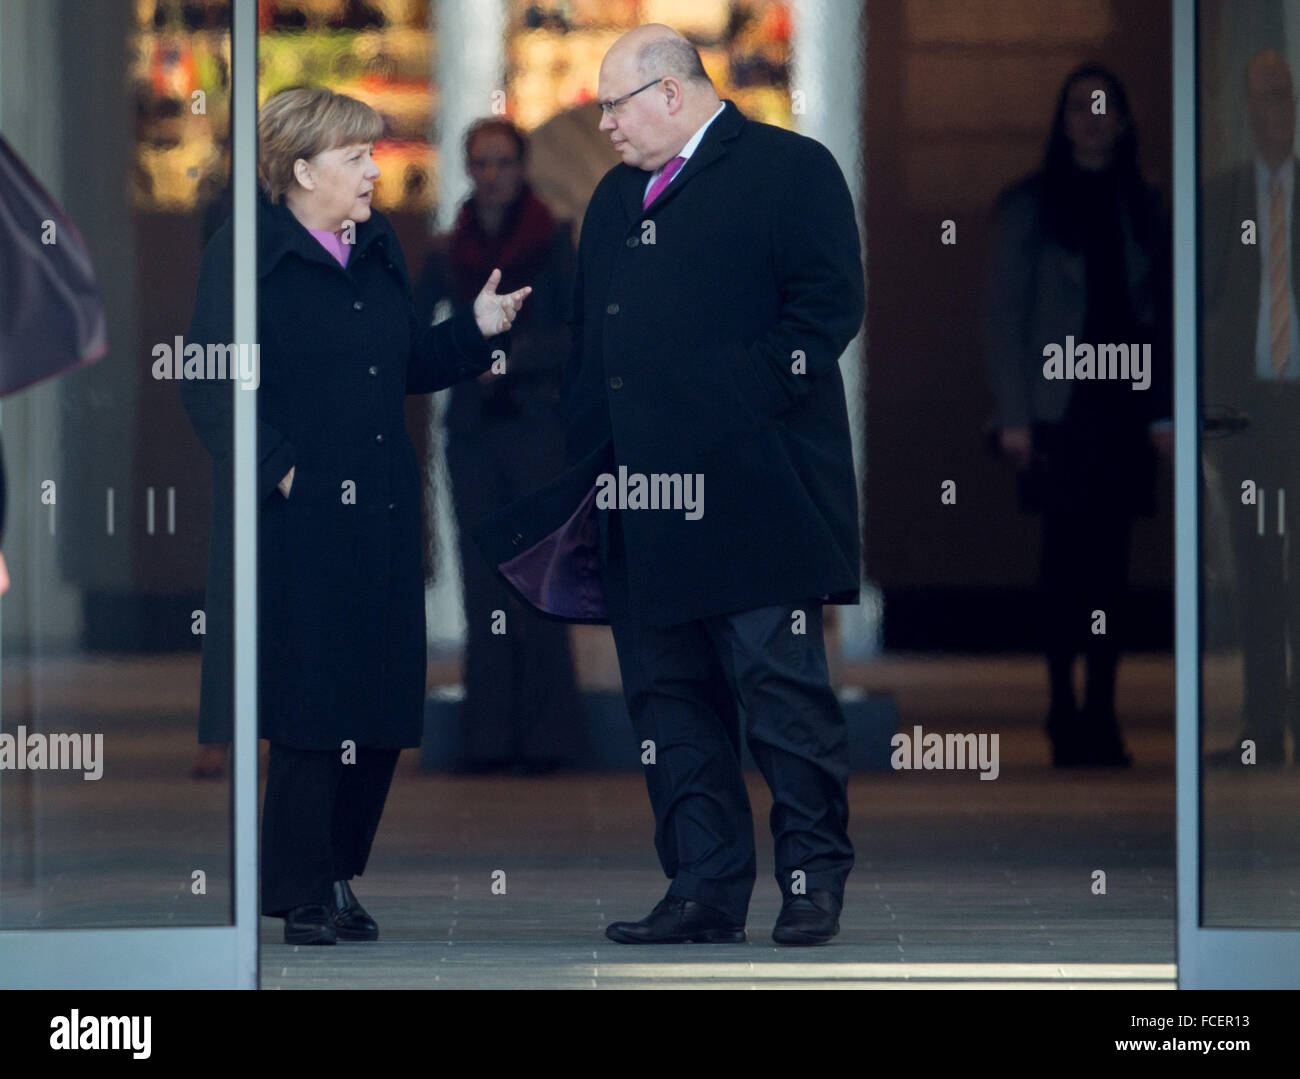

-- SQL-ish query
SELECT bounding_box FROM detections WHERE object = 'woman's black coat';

[182,195,498,748]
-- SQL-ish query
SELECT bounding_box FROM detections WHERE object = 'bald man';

[1203,48,1300,767]
[476,25,864,943]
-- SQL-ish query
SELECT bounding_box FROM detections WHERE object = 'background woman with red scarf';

[417,118,582,773]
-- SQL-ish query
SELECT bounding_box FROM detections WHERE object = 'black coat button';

[353,300,364,311]
[375,433,385,444]
[625,236,638,248]
[387,502,396,511]
[510,532,523,546]
[368,365,378,376]
[606,302,620,315]
[609,376,623,390]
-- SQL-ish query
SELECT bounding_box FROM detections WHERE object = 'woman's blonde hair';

[257,86,384,204]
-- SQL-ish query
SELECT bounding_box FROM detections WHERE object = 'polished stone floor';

[257,763,1178,989]
[259,653,1182,989]
[0,651,1227,988]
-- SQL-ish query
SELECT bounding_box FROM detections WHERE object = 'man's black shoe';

[284,903,336,945]
[605,895,746,944]
[773,890,841,946]
[331,880,379,941]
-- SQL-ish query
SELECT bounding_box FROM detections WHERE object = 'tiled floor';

[1,651,1192,987]
[259,653,1180,989]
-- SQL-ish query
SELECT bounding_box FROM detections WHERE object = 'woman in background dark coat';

[182,87,528,943]
[416,118,581,772]
[986,64,1172,767]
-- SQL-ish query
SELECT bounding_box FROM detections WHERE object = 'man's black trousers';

[598,506,854,922]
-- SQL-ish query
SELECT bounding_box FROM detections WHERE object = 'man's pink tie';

[642,156,686,209]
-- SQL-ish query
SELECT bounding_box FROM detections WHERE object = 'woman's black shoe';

[1051,733,1093,767]
[1049,703,1132,767]
[331,880,379,941]
[1081,730,1133,767]
[1047,704,1089,766]
[1080,705,1133,767]
[284,903,336,945]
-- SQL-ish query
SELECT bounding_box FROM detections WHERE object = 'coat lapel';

[616,99,745,227]
[256,195,390,278]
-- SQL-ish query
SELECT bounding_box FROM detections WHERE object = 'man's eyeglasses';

[599,77,664,118]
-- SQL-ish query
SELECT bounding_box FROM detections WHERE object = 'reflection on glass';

[1199,9,1300,928]
[0,0,232,928]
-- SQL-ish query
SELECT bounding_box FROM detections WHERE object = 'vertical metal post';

[792,0,878,659]
[231,0,259,988]
[426,0,507,650]
[1173,0,1200,989]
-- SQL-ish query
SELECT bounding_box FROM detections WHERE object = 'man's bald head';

[597,24,720,172]
[634,29,710,84]
[601,24,709,85]
[1247,48,1295,168]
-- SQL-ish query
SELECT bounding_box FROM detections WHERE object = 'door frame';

[1175,0,1300,989]
[0,0,259,989]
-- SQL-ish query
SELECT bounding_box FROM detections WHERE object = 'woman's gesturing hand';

[473,267,531,338]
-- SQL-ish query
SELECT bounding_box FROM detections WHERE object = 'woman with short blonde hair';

[257,86,384,204]
[183,86,530,945]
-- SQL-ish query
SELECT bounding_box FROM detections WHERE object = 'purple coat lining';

[498,484,607,620]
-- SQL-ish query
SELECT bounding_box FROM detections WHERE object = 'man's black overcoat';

[474,100,864,628]
[182,195,496,748]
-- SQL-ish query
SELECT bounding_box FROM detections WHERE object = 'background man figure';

[1203,49,1300,767]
